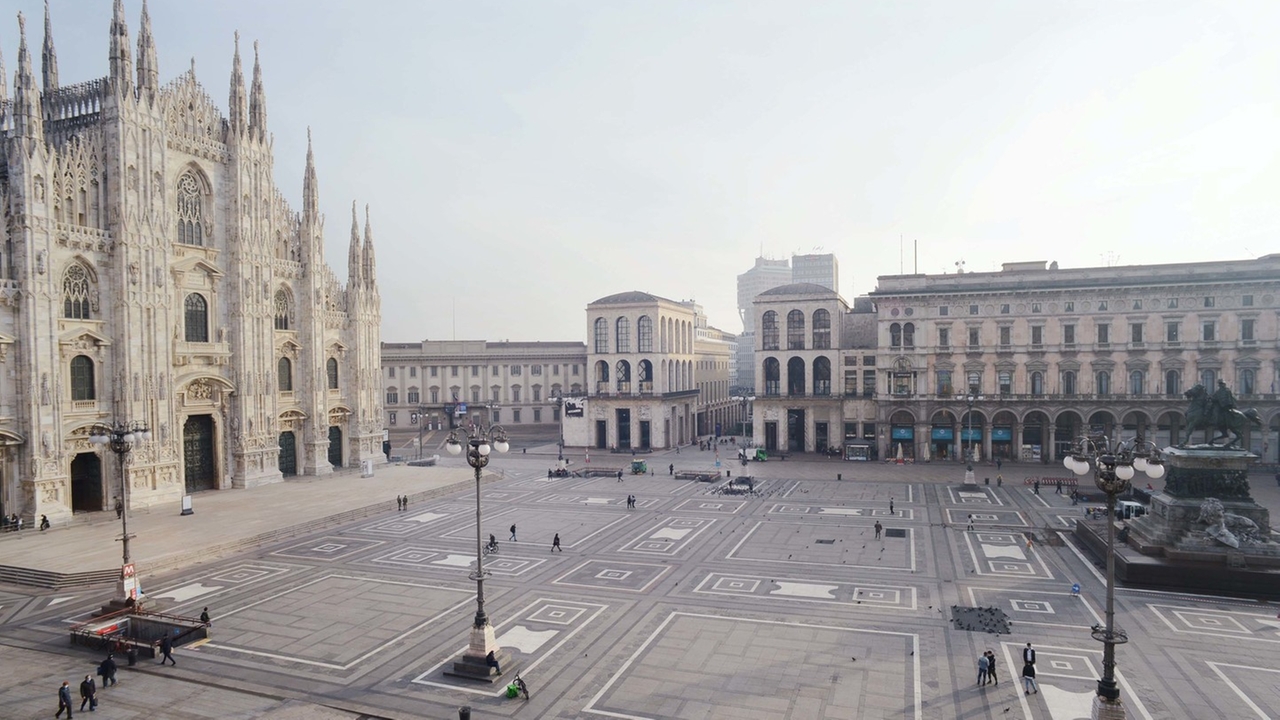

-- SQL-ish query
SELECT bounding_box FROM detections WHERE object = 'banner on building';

[564,397,586,417]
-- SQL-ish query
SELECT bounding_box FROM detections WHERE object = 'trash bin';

[459,707,471,720]
[126,647,137,667]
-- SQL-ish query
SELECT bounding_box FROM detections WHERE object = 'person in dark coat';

[159,633,176,665]
[98,653,118,686]
[552,533,562,552]
[486,650,501,674]
[55,680,73,718]
[79,675,97,712]
[985,650,999,685]
[200,607,211,625]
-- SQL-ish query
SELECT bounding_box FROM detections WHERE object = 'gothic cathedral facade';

[0,2,384,524]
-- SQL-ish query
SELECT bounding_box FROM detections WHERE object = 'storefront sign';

[891,426,914,440]
[992,427,1012,441]
[960,428,983,441]
[931,427,954,440]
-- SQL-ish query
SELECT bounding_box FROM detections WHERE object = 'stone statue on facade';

[1182,381,1262,449]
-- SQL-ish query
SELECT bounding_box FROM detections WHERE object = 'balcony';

[595,381,610,395]
[813,381,831,396]
[764,381,780,396]
[617,382,632,395]
[638,381,653,394]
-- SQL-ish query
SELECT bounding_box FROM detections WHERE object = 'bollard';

[984,477,989,485]
[837,473,842,481]
[459,706,471,720]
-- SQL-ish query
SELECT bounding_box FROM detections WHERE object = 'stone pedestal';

[1129,446,1275,559]
[1091,695,1126,720]
[444,622,514,683]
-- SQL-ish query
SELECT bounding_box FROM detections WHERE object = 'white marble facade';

[0,3,384,523]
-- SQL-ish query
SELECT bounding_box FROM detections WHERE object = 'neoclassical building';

[750,283,878,456]
[869,257,1280,464]
[562,291,737,451]
[0,4,384,523]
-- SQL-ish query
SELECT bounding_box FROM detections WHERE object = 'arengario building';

[753,257,1280,464]
[0,3,384,524]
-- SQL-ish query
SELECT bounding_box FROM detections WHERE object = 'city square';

[3,446,1279,718]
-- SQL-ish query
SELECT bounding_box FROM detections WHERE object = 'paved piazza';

[3,451,1280,719]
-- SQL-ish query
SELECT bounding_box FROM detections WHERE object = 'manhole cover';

[885,528,907,538]
[816,539,835,545]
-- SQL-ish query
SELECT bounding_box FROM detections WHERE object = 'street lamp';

[552,394,565,462]
[444,415,511,680]
[731,394,754,447]
[1064,435,1165,718]
[415,404,431,460]
[964,391,977,470]
[89,421,151,611]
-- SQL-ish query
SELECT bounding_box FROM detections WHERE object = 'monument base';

[1091,695,1126,720]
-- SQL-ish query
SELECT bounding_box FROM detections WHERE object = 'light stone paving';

[2,448,1280,719]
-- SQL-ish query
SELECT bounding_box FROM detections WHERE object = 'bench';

[675,471,721,482]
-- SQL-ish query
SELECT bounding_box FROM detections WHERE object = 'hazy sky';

[8,1,1279,342]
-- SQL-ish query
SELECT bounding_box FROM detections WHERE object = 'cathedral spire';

[302,128,320,222]
[228,32,246,136]
[136,0,159,97]
[13,13,44,142]
[41,0,57,92]
[108,0,133,96]
[348,202,363,286]
[0,36,9,118]
[248,40,267,139]
[363,205,378,287]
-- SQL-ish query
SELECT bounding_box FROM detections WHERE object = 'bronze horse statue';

[1182,384,1262,449]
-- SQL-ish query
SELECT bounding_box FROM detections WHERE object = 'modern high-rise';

[791,253,839,293]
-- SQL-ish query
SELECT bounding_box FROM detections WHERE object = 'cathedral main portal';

[69,453,103,513]
[183,415,217,492]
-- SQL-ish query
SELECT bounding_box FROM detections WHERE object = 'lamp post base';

[445,623,513,683]
[1091,694,1126,720]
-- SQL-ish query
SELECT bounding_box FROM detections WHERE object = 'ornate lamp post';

[89,421,151,611]
[1064,435,1165,719]
[445,416,511,680]
[551,394,566,462]
[731,394,754,448]
[960,391,977,484]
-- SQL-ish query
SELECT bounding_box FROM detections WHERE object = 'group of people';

[2,513,22,532]
[55,652,121,717]
[976,643,1039,695]
[395,495,410,511]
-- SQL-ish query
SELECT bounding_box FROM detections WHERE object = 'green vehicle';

[630,459,648,474]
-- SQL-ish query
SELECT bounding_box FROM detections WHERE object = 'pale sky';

[9,1,1280,341]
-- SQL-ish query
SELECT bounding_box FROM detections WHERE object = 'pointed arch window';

[327,358,339,389]
[278,357,293,392]
[176,172,205,246]
[274,289,292,330]
[70,355,96,401]
[184,293,209,343]
[62,263,93,319]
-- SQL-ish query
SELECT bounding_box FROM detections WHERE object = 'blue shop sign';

[891,426,914,440]
[960,428,983,441]
[931,427,954,441]
[992,427,1013,441]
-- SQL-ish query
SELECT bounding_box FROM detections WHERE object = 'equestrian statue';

[1182,380,1262,449]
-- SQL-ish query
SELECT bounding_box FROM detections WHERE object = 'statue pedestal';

[1129,447,1271,552]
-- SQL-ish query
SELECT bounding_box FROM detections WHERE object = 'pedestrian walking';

[509,524,517,542]
[1056,478,1063,494]
[158,632,176,665]
[200,607,211,625]
[1023,642,1036,666]
[1021,662,1039,694]
[56,680,74,718]
[967,514,975,531]
[1033,479,1040,495]
[669,463,674,476]
[874,521,883,540]
[986,651,999,685]
[552,533,562,552]
[617,471,623,482]
[403,496,408,510]
[40,514,50,531]
[889,498,895,515]
[115,498,124,519]
[996,458,1002,471]
[79,675,97,712]
[997,474,1003,487]
[977,653,989,686]
[98,654,117,687]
